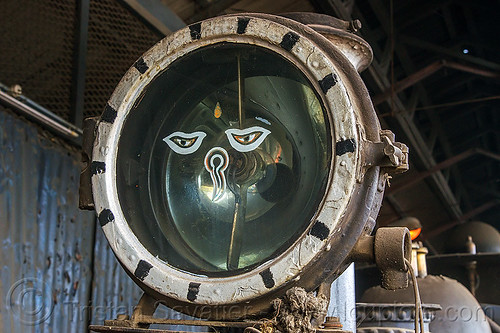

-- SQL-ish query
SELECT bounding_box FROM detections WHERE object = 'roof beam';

[423,200,500,240]
[373,60,500,106]
[394,0,451,30]
[465,180,500,200]
[368,0,482,214]
[399,35,500,71]
[344,6,462,221]
[441,6,457,40]
[363,0,466,219]
[449,129,500,149]
[431,74,476,101]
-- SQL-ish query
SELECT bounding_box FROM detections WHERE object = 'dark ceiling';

[321,0,500,252]
[0,0,499,253]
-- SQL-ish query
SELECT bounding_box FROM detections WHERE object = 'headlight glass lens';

[116,43,331,276]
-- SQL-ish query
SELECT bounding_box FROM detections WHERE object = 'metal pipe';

[416,246,428,278]
[227,185,247,270]
[70,0,90,129]
[0,88,82,140]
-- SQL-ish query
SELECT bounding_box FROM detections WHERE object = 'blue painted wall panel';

[0,109,206,332]
[0,108,95,332]
[91,226,206,332]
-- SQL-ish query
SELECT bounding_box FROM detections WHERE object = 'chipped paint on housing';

[232,286,259,301]
[286,248,302,277]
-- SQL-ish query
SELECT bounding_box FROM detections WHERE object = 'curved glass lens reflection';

[116,43,331,275]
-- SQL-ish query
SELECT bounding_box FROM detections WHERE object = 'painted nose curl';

[204,147,229,201]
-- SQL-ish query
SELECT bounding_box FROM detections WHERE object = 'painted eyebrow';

[225,126,270,137]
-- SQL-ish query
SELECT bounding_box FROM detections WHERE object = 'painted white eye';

[163,131,206,154]
[225,126,271,152]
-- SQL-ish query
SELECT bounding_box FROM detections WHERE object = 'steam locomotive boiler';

[80,12,410,332]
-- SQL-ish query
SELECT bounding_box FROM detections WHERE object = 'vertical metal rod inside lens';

[237,54,245,129]
[227,184,247,270]
[227,54,246,270]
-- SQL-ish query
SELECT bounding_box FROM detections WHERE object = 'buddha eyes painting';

[164,125,271,202]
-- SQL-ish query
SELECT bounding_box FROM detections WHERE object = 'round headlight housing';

[91,14,385,319]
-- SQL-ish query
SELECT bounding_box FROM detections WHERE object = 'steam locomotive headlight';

[89,14,401,319]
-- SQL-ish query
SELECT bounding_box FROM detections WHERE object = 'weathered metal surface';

[374,227,411,290]
[359,130,409,178]
[89,327,184,333]
[0,107,95,332]
[91,226,207,332]
[281,13,372,73]
[351,227,412,290]
[0,108,204,332]
[90,325,353,333]
[327,264,356,332]
[79,117,99,210]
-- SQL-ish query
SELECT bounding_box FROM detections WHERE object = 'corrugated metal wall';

[91,227,205,332]
[1,0,205,330]
[90,225,143,326]
[0,107,95,332]
[0,108,205,332]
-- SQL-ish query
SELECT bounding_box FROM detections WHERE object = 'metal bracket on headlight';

[361,129,409,175]
[351,227,412,290]
[79,117,99,210]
